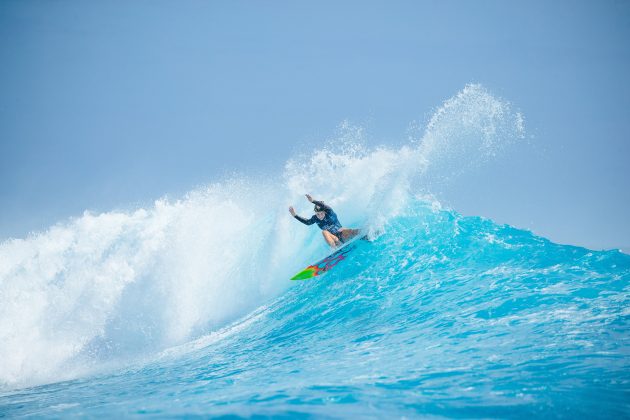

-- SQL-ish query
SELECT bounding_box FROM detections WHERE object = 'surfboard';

[290,234,368,281]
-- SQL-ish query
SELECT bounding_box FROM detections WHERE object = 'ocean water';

[1,85,628,418]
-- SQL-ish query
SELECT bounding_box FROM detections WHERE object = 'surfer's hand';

[305,194,313,202]
[289,206,296,216]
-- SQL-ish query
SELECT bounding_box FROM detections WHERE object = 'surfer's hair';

[314,204,324,212]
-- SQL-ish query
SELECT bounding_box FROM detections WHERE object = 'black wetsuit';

[294,200,343,238]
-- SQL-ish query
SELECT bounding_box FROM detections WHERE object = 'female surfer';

[289,194,360,248]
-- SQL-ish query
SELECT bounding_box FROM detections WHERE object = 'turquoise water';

[1,203,628,418]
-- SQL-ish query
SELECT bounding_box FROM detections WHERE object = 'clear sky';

[1,0,629,250]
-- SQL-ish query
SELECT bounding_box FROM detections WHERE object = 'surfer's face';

[315,211,325,220]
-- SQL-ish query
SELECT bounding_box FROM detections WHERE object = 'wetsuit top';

[294,200,342,236]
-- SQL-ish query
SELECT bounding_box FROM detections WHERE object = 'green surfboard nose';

[290,267,317,280]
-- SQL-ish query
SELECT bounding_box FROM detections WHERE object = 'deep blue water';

[1,204,628,418]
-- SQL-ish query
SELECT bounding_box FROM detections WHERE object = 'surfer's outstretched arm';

[289,206,316,225]
[305,194,332,211]
[294,214,316,225]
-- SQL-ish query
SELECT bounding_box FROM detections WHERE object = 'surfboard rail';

[290,234,367,281]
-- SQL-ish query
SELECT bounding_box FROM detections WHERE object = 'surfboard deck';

[290,234,368,281]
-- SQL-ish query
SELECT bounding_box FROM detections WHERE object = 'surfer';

[289,194,360,247]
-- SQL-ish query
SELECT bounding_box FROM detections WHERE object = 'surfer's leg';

[339,228,359,242]
[322,230,341,247]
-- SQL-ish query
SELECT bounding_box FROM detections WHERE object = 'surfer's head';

[314,204,326,219]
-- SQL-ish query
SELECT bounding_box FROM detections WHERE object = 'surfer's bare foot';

[338,228,359,242]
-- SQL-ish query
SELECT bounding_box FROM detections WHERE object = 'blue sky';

[1,0,628,250]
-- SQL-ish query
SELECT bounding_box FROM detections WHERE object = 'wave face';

[1,85,628,417]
